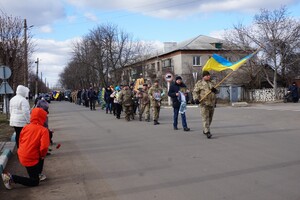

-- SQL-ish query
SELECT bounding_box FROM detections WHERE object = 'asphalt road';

[1,101,300,200]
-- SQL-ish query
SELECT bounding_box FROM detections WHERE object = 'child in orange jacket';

[2,107,50,189]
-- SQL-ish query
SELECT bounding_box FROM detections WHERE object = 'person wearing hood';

[9,85,30,148]
[168,76,190,131]
[2,108,50,189]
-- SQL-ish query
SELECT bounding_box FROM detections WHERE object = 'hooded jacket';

[17,108,50,167]
[9,85,30,127]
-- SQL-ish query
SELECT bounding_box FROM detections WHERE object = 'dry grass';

[0,113,14,142]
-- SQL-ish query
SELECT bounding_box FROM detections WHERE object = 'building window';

[215,43,223,49]
[193,56,201,66]
[163,59,171,68]
[157,62,160,71]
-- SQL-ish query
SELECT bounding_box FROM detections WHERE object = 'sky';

[1,0,300,88]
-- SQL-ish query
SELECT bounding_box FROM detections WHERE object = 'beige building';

[121,35,246,89]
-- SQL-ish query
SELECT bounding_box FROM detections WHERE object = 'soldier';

[119,84,134,121]
[192,71,218,139]
[148,80,163,125]
[137,84,151,122]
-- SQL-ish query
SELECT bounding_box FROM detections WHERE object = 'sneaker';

[2,172,13,190]
[183,127,190,132]
[39,174,47,181]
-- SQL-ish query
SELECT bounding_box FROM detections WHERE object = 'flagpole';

[199,70,235,102]
[199,47,262,103]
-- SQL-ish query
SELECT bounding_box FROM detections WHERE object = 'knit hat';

[175,76,182,81]
[202,71,210,77]
[36,99,49,114]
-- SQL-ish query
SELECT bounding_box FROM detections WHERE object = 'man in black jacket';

[168,76,190,131]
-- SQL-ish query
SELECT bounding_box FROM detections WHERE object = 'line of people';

[70,71,218,139]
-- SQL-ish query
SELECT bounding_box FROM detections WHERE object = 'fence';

[248,88,286,102]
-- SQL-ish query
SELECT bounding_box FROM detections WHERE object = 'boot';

[206,132,212,139]
[154,120,159,125]
[139,115,142,121]
[183,127,190,131]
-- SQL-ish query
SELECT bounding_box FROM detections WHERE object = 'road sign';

[164,72,174,82]
[0,65,12,79]
[0,81,14,94]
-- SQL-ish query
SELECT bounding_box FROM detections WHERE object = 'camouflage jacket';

[148,85,163,107]
[192,79,216,106]
[137,89,150,105]
[119,89,133,106]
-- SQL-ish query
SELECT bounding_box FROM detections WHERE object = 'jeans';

[173,107,187,128]
[106,101,112,113]
[12,159,44,187]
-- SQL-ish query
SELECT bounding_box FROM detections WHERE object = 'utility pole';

[35,58,39,99]
[24,19,28,87]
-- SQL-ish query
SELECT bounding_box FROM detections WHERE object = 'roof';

[163,35,227,53]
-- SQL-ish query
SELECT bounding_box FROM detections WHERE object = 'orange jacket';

[18,108,50,167]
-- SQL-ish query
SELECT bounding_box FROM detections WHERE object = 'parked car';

[38,93,51,103]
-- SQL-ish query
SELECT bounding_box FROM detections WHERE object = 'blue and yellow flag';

[202,53,254,72]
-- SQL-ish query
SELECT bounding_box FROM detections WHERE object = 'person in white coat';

[9,85,30,148]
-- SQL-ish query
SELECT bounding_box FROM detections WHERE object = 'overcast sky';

[1,0,299,88]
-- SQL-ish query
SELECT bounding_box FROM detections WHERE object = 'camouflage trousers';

[200,105,215,133]
[123,105,133,121]
[152,106,160,121]
[139,104,150,120]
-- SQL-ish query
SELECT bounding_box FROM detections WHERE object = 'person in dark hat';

[288,82,299,103]
[148,79,163,125]
[119,84,134,121]
[192,71,218,139]
[168,76,190,131]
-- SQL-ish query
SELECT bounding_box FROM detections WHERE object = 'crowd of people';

[66,71,219,139]
[2,70,299,190]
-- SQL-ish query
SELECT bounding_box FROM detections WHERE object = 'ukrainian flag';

[202,53,254,72]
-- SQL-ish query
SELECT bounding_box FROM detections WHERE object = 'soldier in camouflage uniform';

[119,84,134,121]
[148,80,163,125]
[192,71,218,139]
[137,84,151,122]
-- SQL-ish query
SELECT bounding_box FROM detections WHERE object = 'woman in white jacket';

[9,85,30,148]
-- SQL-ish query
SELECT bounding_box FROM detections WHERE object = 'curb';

[0,132,16,174]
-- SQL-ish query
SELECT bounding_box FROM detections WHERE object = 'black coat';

[168,82,189,108]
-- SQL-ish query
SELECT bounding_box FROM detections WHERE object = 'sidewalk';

[0,133,15,174]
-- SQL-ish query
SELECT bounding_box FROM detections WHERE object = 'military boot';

[154,120,159,125]
[139,115,142,121]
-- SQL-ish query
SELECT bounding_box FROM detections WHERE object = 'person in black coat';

[104,86,113,113]
[288,82,299,103]
[168,76,190,131]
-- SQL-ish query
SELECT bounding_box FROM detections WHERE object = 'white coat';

[9,85,30,127]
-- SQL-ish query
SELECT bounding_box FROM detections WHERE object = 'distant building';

[120,35,248,90]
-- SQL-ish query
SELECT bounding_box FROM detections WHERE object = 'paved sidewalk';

[0,133,16,174]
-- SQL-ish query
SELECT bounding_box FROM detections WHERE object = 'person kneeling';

[2,108,50,189]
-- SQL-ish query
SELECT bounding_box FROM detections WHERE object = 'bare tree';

[60,23,152,89]
[224,6,300,98]
[0,12,23,90]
